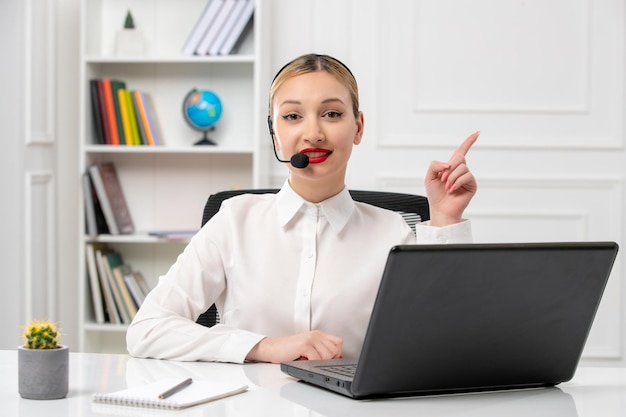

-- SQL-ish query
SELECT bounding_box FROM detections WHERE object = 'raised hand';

[425,131,479,227]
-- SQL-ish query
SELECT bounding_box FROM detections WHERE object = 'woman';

[127,54,478,363]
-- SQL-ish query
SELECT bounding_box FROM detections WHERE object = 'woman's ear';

[353,111,364,145]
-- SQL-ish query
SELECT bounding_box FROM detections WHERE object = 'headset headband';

[271,54,354,83]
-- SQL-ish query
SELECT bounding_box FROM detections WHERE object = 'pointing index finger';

[453,131,480,158]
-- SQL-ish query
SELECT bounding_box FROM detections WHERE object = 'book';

[195,0,236,55]
[89,80,105,144]
[110,80,128,145]
[133,91,163,146]
[95,246,121,324]
[182,0,222,55]
[85,170,110,235]
[92,378,248,410]
[102,251,131,324]
[133,91,155,146]
[218,0,254,55]
[139,92,164,146]
[85,243,108,324]
[112,264,138,320]
[209,0,246,55]
[124,90,142,145]
[96,80,112,144]
[101,79,121,145]
[82,172,98,237]
[130,91,148,145]
[148,230,197,241]
[123,271,147,308]
[117,88,133,146]
[89,162,134,235]
[132,271,151,297]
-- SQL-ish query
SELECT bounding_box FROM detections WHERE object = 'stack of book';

[82,161,134,236]
[89,78,163,146]
[85,243,151,325]
[183,0,255,56]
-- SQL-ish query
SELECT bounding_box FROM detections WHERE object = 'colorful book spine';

[101,79,121,145]
[125,90,142,145]
[110,80,128,145]
[134,91,156,146]
[142,92,163,146]
[117,88,134,146]
[96,80,112,144]
[131,91,148,145]
[91,77,161,147]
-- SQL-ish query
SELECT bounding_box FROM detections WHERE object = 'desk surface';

[1,350,625,416]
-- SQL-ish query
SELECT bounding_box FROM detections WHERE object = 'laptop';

[280,242,619,399]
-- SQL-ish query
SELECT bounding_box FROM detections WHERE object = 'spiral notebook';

[92,378,248,410]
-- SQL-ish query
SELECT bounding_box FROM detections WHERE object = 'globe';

[183,89,223,145]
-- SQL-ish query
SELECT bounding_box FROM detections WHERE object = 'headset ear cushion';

[267,115,274,136]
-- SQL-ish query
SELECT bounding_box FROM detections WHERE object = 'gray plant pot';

[17,345,69,400]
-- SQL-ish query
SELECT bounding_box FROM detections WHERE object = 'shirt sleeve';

[126,214,265,364]
[414,219,472,244]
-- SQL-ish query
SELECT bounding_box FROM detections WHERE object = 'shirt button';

[437,236,447,243]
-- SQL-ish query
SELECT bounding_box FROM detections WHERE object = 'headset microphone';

[286,153,310,169]
[267,116,310,169]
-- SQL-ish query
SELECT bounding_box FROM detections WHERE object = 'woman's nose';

[303,119,323,142]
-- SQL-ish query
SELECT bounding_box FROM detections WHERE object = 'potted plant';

[18,320,69,400]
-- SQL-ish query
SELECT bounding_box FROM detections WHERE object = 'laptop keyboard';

[318,364,357,378]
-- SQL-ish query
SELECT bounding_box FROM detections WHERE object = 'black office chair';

[196,188,430,327]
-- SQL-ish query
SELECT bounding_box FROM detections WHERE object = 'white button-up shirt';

[126,182,472,363]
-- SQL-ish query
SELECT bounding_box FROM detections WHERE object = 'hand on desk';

[246,330,343,363]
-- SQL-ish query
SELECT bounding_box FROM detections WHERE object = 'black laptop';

[280,242,619,399]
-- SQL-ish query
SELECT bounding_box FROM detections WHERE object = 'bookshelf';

[78,0,271,353]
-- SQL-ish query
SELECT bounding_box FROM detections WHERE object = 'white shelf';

[84,55,256,64]
[84,145,255,155]
[78,0,270,353]
[84,323,128,333]
[85,233,195,244]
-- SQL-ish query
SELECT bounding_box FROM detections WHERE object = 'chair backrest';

[201,189,430,229]
[196,188,430,327]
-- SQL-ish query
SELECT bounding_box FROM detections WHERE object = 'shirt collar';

[276,180,355,233]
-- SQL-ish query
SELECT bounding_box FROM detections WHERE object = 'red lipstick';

[300,148,332,164]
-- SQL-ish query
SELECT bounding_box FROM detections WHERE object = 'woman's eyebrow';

[321,98,345,105]
[278,99,301,107]
[279,97,345,107]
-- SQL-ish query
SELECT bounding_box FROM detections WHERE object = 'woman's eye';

[325,111,343,119]
[282,113,299,121]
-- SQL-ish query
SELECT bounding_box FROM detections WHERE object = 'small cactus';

[22,320,61,349]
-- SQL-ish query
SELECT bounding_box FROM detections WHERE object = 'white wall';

[0,0,80,351]
[0,0,26,349]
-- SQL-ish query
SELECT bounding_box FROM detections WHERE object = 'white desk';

[1,350,625,416]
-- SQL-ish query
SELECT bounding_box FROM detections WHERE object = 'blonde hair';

[269,54,360,118]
